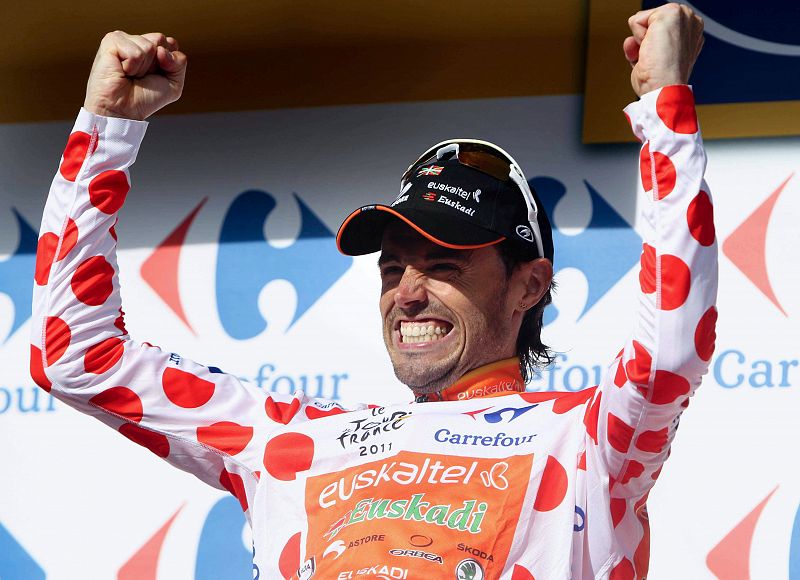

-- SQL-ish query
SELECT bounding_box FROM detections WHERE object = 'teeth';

[399,321,451,343]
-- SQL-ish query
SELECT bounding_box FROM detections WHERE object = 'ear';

[514,258,553,313]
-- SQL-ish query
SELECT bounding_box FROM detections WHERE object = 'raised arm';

[30,33,348,517]
[585,4,716,500]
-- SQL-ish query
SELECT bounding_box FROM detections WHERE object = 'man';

[31,4,714,578]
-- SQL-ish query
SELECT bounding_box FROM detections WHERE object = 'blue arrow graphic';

[0,521,45,579]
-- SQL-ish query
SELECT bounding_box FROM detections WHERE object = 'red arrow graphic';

[722,174,792,316]
[706,486,777,579]
[140,198,208,334]
[118,504,184,579]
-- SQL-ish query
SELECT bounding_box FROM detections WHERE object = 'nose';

[394,266,428,311]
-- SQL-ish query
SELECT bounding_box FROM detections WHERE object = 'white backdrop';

[1,94,798,578]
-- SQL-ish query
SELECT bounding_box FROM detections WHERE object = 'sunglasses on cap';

[400,139,546,260]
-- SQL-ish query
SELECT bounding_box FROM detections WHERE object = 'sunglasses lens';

[457,150,510,182]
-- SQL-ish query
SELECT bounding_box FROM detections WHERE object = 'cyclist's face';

[379,221,522,395]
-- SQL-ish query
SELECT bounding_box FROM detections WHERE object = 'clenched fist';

[623,3,704,96]
[84,31,187,120]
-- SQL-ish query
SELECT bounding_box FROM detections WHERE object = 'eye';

[380,265,404,278]
[429,263,459,273]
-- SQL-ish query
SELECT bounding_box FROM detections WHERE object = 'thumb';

[156,47,187,98]
[157,47,187,80]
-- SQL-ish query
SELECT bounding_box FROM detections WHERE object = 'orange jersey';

[31,85,717,579]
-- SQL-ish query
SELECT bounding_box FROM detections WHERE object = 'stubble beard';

[384,301,515,397]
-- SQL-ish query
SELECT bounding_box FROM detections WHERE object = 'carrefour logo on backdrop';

[530,176,641,326]
[215,190,352,340]
[142,178,641,339]
[706,484,800,578]
[0,497,255,579]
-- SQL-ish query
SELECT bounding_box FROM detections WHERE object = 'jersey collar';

[420,357,525,402]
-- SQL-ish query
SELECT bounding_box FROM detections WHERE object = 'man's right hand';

[84,31,187,121]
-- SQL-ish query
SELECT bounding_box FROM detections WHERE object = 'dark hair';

[497,241,556,382]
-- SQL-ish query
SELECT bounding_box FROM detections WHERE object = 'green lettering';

[447,500,475,531]
[403,493,429,521]
[386,499,408,518]
[349,499,371,523]
[468,502,487,533]
[425,504,450,525]
[367,499,391,519]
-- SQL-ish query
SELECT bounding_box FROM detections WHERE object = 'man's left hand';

[623,3,705,96]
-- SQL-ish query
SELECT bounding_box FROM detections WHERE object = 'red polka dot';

[110,218,118,242]
[551,387,596,414]
[607,413,635,453]
[60,131,96,182]
[278,532,302,580]
[263,432,314,481]
[534,455,568,512]
[687,190,715,246]
[695,306,718,362]
[610,498,626,528]
[641,370,690,405]
[71,256,114,306]
[45,316,71,365]
[162,367,215,408]
[58,219,79,260]
[511,564,535,580]
[577,451,586,471]
[659,254,691,310]
[638,243,656,294]
[265,398,301,424]
[88,170,129,214]
[635,428,668,453]
[583,392,601,445]
[30,345,51,391]
[305,405,347,420]
[197,421,254,455]
[84,337,124,374]
[90,387,143,422]
[620,460,645,485]
[656,85,698,134]
[625,341,652,386]
[219,468,249,512]
[651,465,663,481]
[35,233,58,286]
[521,390,595,413]
[610,557,635,580]
[119,423,170,458]
[114,309,127,334]
[640,143,677,199]
[614,359,626,387]
[518,392,564,404]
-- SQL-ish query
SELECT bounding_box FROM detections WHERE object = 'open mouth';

[397,319,453,344]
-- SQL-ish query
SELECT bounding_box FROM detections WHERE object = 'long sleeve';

[583,85,718,575]
[29,109,353,522]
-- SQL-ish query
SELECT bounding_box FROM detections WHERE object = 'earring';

[519,302,527,309]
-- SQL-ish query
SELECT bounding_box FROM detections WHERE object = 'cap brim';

[337,205,505,256]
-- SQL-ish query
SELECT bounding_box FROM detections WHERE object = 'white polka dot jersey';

[31,85,717,579]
